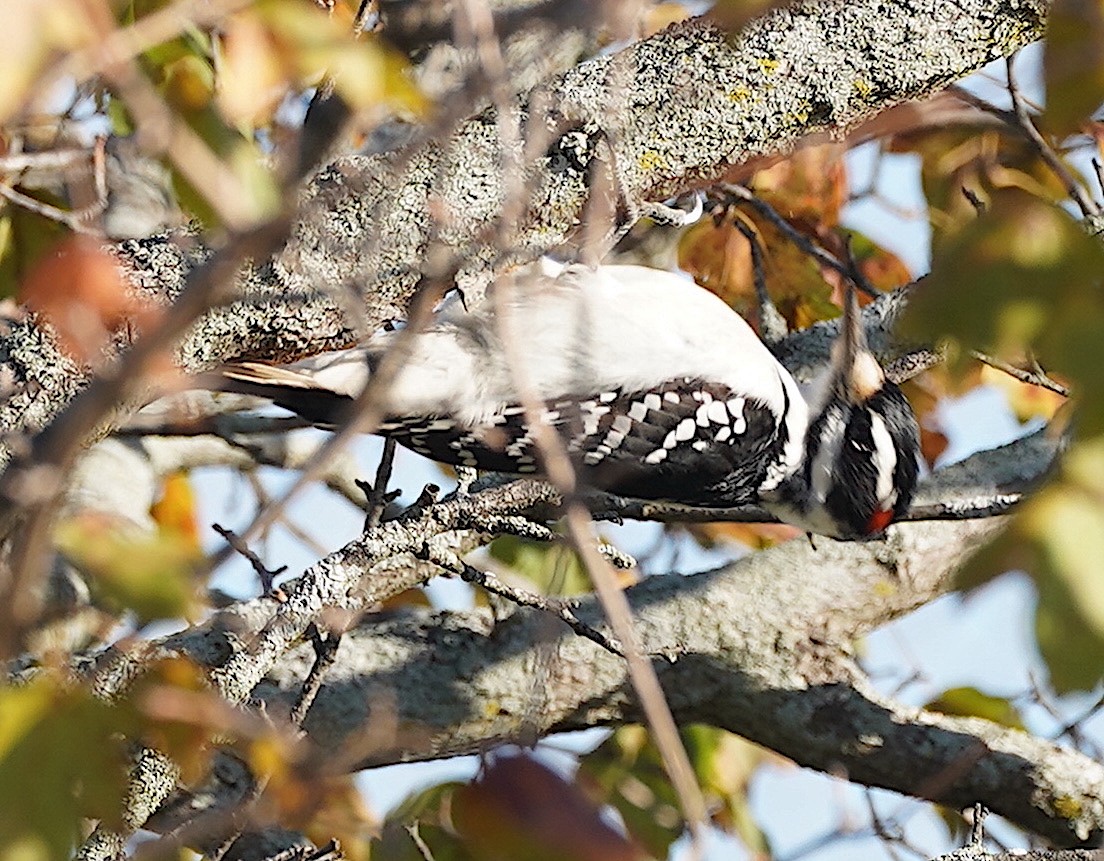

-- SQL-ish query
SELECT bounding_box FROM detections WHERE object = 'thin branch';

[423,546,624,656]
[0,183,99,234]
[212,523,288,595]
[713,183,876,297]
[363,437,398,530]
[731,215,788,345]
[289,624,343,726]
[1006,55,1100,218]
[971,350,1070,396]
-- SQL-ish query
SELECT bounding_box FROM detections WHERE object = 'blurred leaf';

[925,686,1026,730]
[217,9,291,128]
[708,0,793,35]
[683,726,772,857]
[753,145,848,227]
[19,235,160,362]
[960,436,1104,692]
[128,656,217,784]
[895,127,1073,256]
[56,513,203,624]
[1044,0,1104,135]
[150,471,201,552]
[0,674,135,861]
[979,364,1068,423]
[0,199,68,299]
[488,535,635,595]
[643,2,693,35]
[580,725,773,859]
[903,190,1104,411]
[377,782,474,861]
[453,754,643,861]
[0,0,88,125]
[684,521,801,550]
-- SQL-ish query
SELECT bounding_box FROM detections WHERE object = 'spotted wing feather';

[383,378,787,506]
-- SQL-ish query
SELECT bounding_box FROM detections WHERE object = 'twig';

[1093,158,1104,200]
[731,216,788,345]
[1006,56,1100,219]
[841,233,879,299]
[713,183,874,297]
[212,523,288,595]
[289,623,343,726]
[969,803,988,847]
[971,350,1070,396]
[428,549,624,656]
[363,437,398,530]
[455,0,709,845]
[0,183,99,234]
[0,148,91,173]
[961,186,986,215]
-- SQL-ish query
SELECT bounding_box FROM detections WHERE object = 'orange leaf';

[20,235,156,362]
[686,521,801,549]
[150,471,201,551]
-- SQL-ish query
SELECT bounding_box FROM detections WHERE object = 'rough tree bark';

[1,0,1083,856]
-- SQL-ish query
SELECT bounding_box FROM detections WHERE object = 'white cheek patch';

[869,412,898,508]
[810,410,847,504]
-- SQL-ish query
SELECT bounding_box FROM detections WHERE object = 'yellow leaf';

[56,513,203,624]
[1044,0,1104,134]
[150,471,201,551]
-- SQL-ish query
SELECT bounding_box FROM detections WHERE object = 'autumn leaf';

[19,235,159,363]
[453,754,644,861]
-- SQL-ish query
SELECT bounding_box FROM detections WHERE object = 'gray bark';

[0,0,1048,467]
[5,0,1083,855]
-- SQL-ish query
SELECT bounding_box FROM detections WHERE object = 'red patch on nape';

[866,507,895,535]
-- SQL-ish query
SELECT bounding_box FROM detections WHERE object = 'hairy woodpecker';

[222,264,919,538]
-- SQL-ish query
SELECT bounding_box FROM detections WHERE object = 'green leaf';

[925,686,1026,730]
[56,514,203,624]
[376,780,476,860]
[579,725,771,858]
[1044,0,1104,134]
[487,535,593,596]
[0,195,69,298]
[959,436,1104,692]
[903,190,1104,388]
[0,675,135,861]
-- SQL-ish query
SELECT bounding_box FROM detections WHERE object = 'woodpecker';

[222,264,919,539]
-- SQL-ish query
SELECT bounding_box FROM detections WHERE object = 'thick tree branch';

[63,431,1086,849]
[0,0,1048,468]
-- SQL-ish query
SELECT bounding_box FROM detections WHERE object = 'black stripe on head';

[814,382,920,538]
[823,405,882,537]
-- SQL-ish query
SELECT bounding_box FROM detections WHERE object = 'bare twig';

[423,546,624,656]
[962,186,987,215]
[713,183,874,296]
[0,183,100,234]
[363,437,398,530]
[212,523,288,595]
[971,350,1070,396]
[1006,55,1100,219]
[290,623,343,726]
[731,215,788,345]
[455,0,709,847]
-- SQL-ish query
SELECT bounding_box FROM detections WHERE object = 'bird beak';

[831,285,885,404]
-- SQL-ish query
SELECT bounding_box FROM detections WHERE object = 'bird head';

[767,288,920,539]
